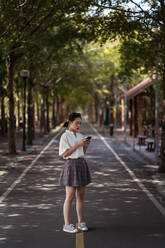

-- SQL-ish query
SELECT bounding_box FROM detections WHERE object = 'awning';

[126,74,156,100]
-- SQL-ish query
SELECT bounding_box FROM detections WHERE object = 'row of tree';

[0,1,165,172]
[87,0,165,172]
[0,0,95,153]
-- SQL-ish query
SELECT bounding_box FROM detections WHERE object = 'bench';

[137,135,147,146]
[146,139,154,152]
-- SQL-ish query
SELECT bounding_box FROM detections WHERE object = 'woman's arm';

[83,145,88,154]
[62,139,87,158]
[83,140,90,154]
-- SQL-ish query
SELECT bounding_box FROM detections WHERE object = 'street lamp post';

[124,81,127,143]
[114,76,118,129]
[20,69,29,151]
[155,51,159,163]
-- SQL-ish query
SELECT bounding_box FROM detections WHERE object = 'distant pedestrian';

[59,112,91,233]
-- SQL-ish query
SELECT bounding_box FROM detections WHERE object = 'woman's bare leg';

[76,187,85,223]
[63,186,76,226]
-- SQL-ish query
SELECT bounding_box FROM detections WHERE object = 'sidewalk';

[114,128,157,163]
[97,126,165,199]
[0,129,39,173]
[0,126,62,177]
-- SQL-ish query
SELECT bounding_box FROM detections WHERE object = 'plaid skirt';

[59,158,91,187]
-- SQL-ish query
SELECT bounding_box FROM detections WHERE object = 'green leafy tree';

[83,0,165,171]
[0,0,94,153]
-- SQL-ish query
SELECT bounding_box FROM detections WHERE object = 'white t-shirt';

[59,130,85,159]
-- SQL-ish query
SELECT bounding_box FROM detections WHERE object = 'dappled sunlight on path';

[0,123,165,247]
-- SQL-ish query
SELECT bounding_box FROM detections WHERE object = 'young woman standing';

[59,113,91,233]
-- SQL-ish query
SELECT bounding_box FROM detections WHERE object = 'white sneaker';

[78,222,88,231]
[63,224,78,233]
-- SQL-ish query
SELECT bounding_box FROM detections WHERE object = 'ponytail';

[63,121,69,128]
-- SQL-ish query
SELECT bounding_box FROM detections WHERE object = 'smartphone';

[85,136,92,140]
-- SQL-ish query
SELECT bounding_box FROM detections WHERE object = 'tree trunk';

[56,94,60,125]
[134,96,138,137]
[35,91,40,128]
[1,96,6,136]
[159,67,165,172]
[63,103,68,122]
[109,78,114,127]
[59,97,64,123]
[40,86,46,135]
[138,95,143,135]
[109,104,113,126]
[121,98,124,131]
[130,99,133,136]
[17,97,20,130]
[87,104,93,123]
[46,87,50,133]
[6,53,16,154]
[66,105,70,117]
[27,74,35,145]
[51,93,56,129]
[94,93,99,123]
[93,101,96,123]
[109,96,114,127]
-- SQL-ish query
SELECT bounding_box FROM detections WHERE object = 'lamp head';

[20,69,30,78]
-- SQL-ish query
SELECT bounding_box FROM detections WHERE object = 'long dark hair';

[63,112,82,128]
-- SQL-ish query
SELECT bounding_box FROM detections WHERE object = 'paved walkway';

[0,127,62,174]
[0,129,40,171]
[0,121,165,247]
[98,126,165,198]
[99,127,156,162]
[1,125,165,199]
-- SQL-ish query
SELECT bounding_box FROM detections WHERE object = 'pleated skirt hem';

[59,158,91,187]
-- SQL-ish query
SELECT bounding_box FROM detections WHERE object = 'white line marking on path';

[0,128,63,204]
[90,125,165,218]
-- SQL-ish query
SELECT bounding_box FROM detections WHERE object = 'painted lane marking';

[76,224,84,248]
[0,127,63,204]
[90,125,165,218]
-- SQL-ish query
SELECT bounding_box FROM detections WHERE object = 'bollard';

[109,123,114,136]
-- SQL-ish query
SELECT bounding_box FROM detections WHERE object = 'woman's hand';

[83,139,90,153]
[77,139,89,147]
[84,139,90,147]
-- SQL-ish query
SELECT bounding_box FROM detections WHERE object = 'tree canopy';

[1,0,165,171]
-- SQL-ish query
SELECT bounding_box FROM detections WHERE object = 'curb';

[152,174,165,198]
